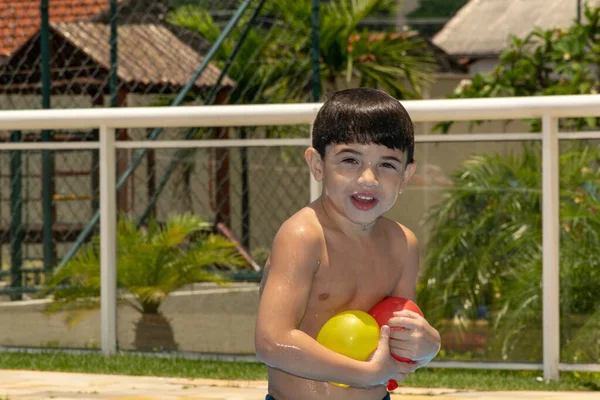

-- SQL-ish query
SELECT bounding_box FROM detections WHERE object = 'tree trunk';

[133,312,178,352]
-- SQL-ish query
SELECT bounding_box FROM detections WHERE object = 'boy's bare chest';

[300,239,403,335]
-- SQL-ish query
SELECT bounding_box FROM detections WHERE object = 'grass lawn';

[0,351,598,392]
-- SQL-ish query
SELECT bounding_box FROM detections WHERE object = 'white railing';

[1,94,600,380]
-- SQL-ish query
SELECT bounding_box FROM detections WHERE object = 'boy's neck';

[317,196,379,237]
[360,220,377,232]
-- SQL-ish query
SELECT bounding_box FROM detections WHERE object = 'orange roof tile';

[0,0,109,57]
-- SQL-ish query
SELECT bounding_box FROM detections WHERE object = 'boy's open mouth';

[350,194,378,211]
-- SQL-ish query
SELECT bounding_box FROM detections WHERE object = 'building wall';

[0,283,260,354]
[468,58,500,74]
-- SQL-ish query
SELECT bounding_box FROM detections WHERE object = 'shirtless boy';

[255,88,441,400]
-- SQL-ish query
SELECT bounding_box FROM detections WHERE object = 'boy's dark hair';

[312,88,414,165]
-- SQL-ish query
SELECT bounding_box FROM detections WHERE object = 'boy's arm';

[255,220,398,387]
[390,226,420,302]
[389,226,441,366]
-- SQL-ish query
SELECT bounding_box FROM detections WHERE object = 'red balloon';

[369,297,424,333]
[369,297,425,391]
[369,297,424,357]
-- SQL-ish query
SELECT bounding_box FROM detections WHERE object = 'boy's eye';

[342,158,358,164]
[381,163,397,170]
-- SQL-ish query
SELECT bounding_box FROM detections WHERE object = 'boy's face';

[306,142,416,226]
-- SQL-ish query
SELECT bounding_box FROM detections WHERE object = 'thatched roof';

[0,21,234,94]
[433,0,600,57]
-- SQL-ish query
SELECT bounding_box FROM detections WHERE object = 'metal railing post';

[541,114,560,381]
[309,124,320,202]
[9,131,23,301]
[41,0,54,276]
[99,124,117,356]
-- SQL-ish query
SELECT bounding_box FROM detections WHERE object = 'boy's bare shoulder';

[272,206,325,252]
[379,217,418,248]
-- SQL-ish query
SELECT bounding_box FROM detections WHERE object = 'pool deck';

[1,369,598,400]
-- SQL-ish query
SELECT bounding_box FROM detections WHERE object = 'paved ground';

[1,369,598,400]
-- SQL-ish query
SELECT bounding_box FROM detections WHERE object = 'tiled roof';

[0,0,109,58]
[433,0,600,57]
[0,21,234,93]
[52,22,234,90]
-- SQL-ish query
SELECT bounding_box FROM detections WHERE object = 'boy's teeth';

[356,195,373,200]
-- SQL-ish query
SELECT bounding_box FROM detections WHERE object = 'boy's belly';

[266,366,389,400]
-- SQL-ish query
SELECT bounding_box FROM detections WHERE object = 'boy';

[255,88,441,400]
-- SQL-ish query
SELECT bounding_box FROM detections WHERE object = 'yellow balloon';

[316,310,380,388]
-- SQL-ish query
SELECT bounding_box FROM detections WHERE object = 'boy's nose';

[357,167,378,187]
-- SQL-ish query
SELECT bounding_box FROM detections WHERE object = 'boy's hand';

[366,325,418,386]
[388,310,441,366]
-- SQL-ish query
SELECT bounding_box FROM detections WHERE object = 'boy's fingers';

[390,329,413,340]
[393,310,421,319]
[375,325,391,352]
[389,339,418,362]
[389,315,419,328]
[395,359,417,373]
[389,337,410,349]
[392,349,416,362]
[379,325,391,341]
[390,321,416,340]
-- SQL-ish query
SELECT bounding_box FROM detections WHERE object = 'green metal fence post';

[40,0,54,276]
[311,0,321,102]
[110,0,118,108]
[9,131,23,301]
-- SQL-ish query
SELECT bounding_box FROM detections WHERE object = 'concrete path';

[0,369,598,400]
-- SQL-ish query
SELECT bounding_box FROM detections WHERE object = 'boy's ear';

[304,147,324,182]
[399,161,417,192]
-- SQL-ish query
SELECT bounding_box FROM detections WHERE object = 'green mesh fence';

[0,0,318,298]
[0,0,441,298]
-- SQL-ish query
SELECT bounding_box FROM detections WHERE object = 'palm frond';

[44,214,251,323]
[420,143,600,361]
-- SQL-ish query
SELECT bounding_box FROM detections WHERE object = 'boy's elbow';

[255,329,295,367]
[254,330,277,365]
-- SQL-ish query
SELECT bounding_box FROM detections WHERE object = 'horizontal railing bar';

[4,131,599,151]
[427,361,543,370]
[558,363,600,372]
[0,142,99,150]
[0,134,545,152]
[407,95,600,121]
[558,131,600,140]
[416,133,541,142]
[2,131,598,152]
[0,104,317,130]
[114,138,311,149]
[427,361,600,372]
[0,95,599,130]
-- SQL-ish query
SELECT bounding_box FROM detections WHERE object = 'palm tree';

[419,143,600,362]
[169,0,437,102]
[278,0,438,100]
[43,213,249,351]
